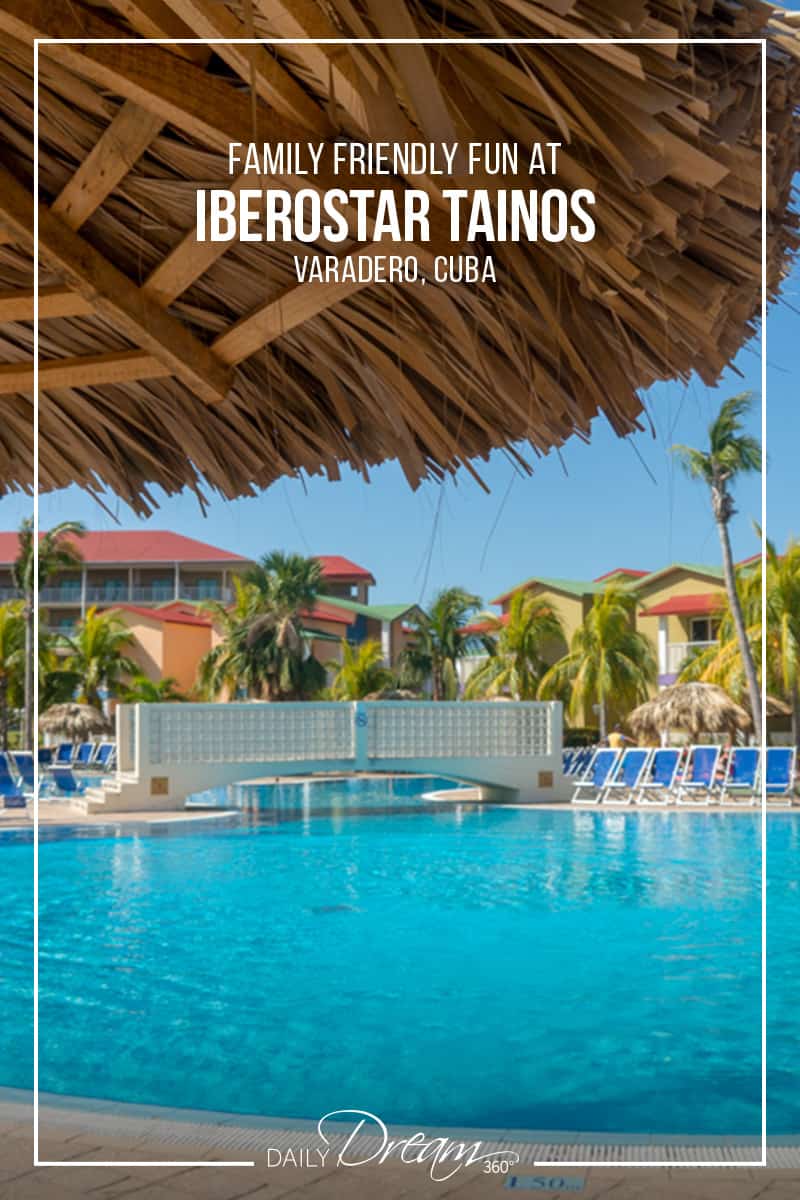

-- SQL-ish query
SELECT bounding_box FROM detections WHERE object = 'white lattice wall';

[366,702,553,759]
[103,699,563,811]
[146,702,355,765]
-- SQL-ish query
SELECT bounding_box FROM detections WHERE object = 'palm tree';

[464,591,564,700]
[122,674,187,703]
[765,538,800,745]
[400,587,487,700]
[681,539,800,744]
[539,587,656,740]
[197,577,265,700]
[61,607,137,709]
[198,557,326,701]
[672,393,762,739]
[13,518,86,747]
[0,601,24,750]
[38,630,82,714]
[328,640,394,700]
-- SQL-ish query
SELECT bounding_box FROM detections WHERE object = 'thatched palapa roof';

[39,702,113,741]
[629,682,752,738]
[0,2,798,512]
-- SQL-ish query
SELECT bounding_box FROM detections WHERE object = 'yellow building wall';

[501,584,584,664]
[634,570,726,650]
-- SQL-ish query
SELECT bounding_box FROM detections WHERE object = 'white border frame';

[32,32,767,1166]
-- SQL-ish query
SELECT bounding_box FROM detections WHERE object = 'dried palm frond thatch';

[628,682,752,739]
[39,702,112,742]
[0,2,798,511]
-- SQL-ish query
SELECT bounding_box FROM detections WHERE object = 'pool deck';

[2,1090,800,1199]
[1,792,794,833]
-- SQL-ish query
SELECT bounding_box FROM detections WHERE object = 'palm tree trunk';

[716,516,762,743]
[23,593,33,750]
[598,695,607,742]
[791,683,799,751]
[0,683,7,752]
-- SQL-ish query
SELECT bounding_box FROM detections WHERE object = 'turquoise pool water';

[1,776,795,1136]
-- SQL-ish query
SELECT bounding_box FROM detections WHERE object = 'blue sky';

[2,82,795,610]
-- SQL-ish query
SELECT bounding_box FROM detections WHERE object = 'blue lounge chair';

[676,745,721,806]
[765,747,796,807]
[568,747,592,777]
[37,747,53,766]
[636,747,683,806]
[73,742,95,767]
[572,748,620,805]
[720,747,760,805]
[11,751,35,793]
[0,752,15,786]
[47,766,85,796]
[54,742,74,765]
[602,747,653,805]
[0,756,25,808]
[93,742,116,770]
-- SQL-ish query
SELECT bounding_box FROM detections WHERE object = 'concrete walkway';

[2,1094,799,1200]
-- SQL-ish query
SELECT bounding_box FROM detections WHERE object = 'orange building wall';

[162,623,214,694]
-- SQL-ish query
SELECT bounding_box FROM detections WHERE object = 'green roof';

[493,562,724,605]
[630,563,723,589]
[492,576,603,603]
[320,595,421,622]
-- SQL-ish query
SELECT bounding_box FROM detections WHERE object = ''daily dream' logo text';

[265,1109,520,1183]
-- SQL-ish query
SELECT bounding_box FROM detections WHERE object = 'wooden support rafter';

[51,101,166,231]
[143,174,255,308]
[211,244,420,366]
[103,0,209,64]
[160,0,330,133]
[254,0,376,127]
[0,350,172,394]
[363,0,459,149]
[0,166,233,405]
[0,285,93,322]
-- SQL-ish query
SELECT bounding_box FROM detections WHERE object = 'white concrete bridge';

[82,700,565,813]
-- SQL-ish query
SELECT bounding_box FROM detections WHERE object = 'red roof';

[0,530,251,565]
[315,555,375,583]
[300,603,355,627]
[594,567,649,582]
[462,613,508,635]
[640,593,724,617]
[115,602,212,628]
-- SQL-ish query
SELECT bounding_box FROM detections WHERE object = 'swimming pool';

[2,776,796,1137]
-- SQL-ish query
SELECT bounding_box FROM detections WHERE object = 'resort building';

[465,561,733,694]
[0,531,420,690]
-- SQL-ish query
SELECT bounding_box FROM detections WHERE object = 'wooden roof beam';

[254,0,376,128]
[0,165,233,405]
[0,349,173,394]
[363,1,459,149]
[160,0,330,133]
[103,0,209,64]
[0,285,93,322]
[52,100,166,232]
[211,244,418,366]
[0,3,441,205]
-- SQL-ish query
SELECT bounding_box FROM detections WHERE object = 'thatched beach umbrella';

[0,3,798,509]
[628,683,752,740]
[39,703,112,743]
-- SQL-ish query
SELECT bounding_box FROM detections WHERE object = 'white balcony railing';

[665,640,717,674]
